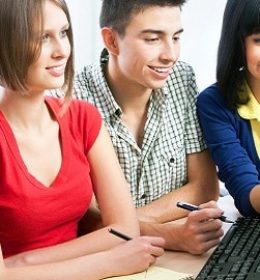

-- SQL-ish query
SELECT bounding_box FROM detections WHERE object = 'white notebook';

[104,266,194,280]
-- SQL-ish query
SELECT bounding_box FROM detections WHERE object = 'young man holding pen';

[73,0,224,255]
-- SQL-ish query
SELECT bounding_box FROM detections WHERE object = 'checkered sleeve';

[184,64,207,153]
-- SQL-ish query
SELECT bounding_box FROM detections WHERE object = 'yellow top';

[238,82,260,157]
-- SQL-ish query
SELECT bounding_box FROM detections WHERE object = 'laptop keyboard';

[196,217,260,280]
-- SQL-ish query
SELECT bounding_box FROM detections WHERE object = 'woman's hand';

[105,236,165,277]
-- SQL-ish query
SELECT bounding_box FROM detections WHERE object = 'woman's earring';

[238,66,244,72]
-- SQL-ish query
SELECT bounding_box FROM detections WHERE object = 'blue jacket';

[197,84,259,216]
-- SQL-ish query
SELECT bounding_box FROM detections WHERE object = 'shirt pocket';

[145,140,187,201]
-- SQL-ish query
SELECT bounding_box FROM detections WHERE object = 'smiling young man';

[74,0,224,255]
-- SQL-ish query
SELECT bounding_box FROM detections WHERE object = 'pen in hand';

[108,228,132,241]
[108,228,149,276]
[176,201,234,223]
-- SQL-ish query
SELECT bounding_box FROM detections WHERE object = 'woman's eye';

[42,34,49,42]
[60,29,68,38]
[254,38,260,43]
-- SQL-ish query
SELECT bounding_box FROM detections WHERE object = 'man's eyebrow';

[140,28,184,35]
[174,28,184,35]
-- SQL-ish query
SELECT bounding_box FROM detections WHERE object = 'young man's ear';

[101,27,119,55]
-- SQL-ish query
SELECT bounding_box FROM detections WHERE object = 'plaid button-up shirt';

[74,50,206,207]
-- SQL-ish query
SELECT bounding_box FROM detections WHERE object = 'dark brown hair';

[100,0,186,37]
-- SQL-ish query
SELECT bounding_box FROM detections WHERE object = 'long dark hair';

[217,0,260,109]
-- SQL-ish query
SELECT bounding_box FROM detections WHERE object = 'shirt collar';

[90,49,121,119]
[238,81,260,121]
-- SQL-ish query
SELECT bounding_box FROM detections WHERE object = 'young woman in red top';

[0,0,164,279]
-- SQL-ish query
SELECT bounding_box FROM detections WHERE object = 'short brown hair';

[0,0,74,99]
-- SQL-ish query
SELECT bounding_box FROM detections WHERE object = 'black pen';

[108,228,147,278]
[176,201,234,223]
[108,228,132,241]
[109,228,148,276]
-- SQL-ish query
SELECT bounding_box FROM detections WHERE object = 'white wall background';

[66,0,227,91]
[66,1,102,71]
[180,0,227,91]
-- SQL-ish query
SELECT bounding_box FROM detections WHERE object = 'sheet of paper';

[104,266,194,280]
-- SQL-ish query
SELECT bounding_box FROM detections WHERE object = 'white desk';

[156,195,241,276]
